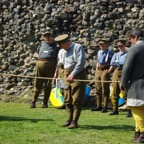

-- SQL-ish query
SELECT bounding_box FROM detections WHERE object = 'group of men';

[30,31,86,129]
[91,38,130,116]
[29,28,144,143]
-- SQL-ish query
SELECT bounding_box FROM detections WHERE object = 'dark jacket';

[121,41,144,101]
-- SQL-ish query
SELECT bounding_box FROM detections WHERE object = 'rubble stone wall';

[0,0,144,101]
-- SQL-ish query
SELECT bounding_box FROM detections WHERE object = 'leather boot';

[109,110,119,115]
[101,107,108,113]
[139,132,144,143]
[131,131,140,143]
[91,107,102,111]
[68,120,78,129]
[126,109,132,117]
[42,103,48,108]
[61,119,72,127]
[30,101,36,108]
[30,91,39,108]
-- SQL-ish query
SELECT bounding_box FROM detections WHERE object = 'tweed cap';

[126,28,143,37]
[115,38,126,46]
[54,34,69,42]
[42,31,52,37]
[97,38,108,44]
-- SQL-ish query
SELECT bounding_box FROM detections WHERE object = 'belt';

[37,58,56,61]
[115,65,123,70]
[98,67,109,70]
[97,65,110,70]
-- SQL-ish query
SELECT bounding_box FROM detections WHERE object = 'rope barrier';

[2,73,121,83]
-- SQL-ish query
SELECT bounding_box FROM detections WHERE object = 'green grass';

[0,102,135,144]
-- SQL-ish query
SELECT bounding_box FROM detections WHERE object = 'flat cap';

[126,28,143,37]
[97,38,108,44]
[54,34,69,42]
[42,31,52,37]
[115,38,126,46]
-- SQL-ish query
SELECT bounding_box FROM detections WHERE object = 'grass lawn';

[0,102,134,144]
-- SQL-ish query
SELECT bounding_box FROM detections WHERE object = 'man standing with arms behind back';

[91,39,113,113]
[121,28,144,143]
[30,30,59,108]
[54,34,86,129]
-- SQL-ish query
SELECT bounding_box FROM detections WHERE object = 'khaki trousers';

[32,60,56,104]
[64,69,86,122]
[95,69,110,108]
[111,69,127,111]
[58,67,64,78]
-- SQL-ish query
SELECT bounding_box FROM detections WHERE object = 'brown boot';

[139,132,144,143]
[131,131,140,143]
[126,109,132,117]
[68,120,78,129]
[30,101,36,108]
[42,103,48,108]
[30,91,39,108]
[61,120,72,127]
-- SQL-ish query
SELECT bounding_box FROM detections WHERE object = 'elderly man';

[91,39,113,113]
[121,28,144,143]
[30,31,59,108]
[54,34,86,129]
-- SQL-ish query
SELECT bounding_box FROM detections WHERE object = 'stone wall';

[0,0,144,100]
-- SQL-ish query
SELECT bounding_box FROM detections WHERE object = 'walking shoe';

[61,120,72,127]
[68,120,78,129]
[126,109,132,117]
[131,131,141,143]
[91,107,102,111]
[42,104,48,108]
[109,110,119,115]
[30,102,36,108]
[101,107,108,113]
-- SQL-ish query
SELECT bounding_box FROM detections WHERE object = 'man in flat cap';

[121,28,144,143]
[30,31,59,108]
[54,34,86,129]
[109,39,128,115]
[91,38,113,113]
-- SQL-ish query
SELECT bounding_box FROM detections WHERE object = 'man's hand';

[107,66,115,74]
[33,53,39,58]
[67,75,74,82]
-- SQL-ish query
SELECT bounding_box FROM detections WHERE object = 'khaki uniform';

[33,59,57,104]
[95,68,110,109]
[54,34,85,128]
[64,69,86,121]
[30,36,59,108]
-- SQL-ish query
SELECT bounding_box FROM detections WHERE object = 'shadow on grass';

[80,124,134,131]
[0,116,54,123]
